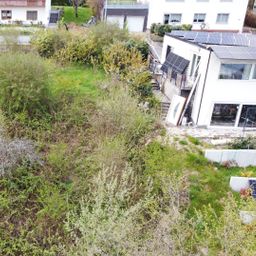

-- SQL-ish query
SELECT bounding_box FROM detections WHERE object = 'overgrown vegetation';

[1,23,256,255]
[150,23,192,37]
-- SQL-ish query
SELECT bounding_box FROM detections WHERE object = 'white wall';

[197,53,256,127]
[161,35,211,123]
[148,0,248,32]
[0,0,51,25]
[205,149,256,167]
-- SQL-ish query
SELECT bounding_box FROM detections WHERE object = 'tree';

[87,0,105,20]
[71,0,79,18]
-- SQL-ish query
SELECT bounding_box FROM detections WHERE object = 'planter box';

[230,176,256,192]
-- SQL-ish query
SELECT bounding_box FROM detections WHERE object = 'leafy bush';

[32,29,70,58]
[102,41,145,79]
[0,52,52,118]
[55,36,95,64]
[65,166,152,255]
[150,23,192,37]
[125,38,149,61]
[91,85,154,145]
[230,136,256,149]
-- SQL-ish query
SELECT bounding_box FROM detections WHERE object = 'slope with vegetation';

[0,23,256,255]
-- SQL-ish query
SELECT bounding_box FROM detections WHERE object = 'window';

[219,64,252,80]
[216,13,229,23]
[193,13,206,23]
[27,11,38,21]
[164,13,182,24]
[1,10,12,20]
[211,104,239,126]
[164,14,169,24]
[238,105,256,128]
[170,13,182,23]
[190,54,201,79]
[252,66,256,79]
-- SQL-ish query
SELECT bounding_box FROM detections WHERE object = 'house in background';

[160,31,256,129]
[147,0,248,32]
[0,0,51,26]
[103,0,148,32]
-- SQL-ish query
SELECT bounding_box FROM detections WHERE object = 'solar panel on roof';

[184,31,197,40]
[221,35,235,45]
[233,34,248,46]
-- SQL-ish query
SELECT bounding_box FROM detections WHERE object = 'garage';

[104,3,148,32]
[127,16,145,32]
[107,15,124,29]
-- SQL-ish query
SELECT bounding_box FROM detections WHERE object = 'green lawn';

[53,6,92,25]
[51,65,105,99]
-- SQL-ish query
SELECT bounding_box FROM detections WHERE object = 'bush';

[65,166,152,255]
[32,30,70,58]
[230,136,256,149]
[150,23,192,37]
[102,41,145,79]
[55,36,95,64]
[0,52,52,118]
[125,38,149,61]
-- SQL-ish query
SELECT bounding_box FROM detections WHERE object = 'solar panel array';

[169,31,256,47]
[211,46,256,60]
[161,52,189,74]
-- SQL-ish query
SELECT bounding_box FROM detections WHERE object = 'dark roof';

[211,45,256,60]
[161,52,190,74]
[168,31,256,47]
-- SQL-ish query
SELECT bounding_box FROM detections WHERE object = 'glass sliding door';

[211,104,239,126]
[238,105,256,128]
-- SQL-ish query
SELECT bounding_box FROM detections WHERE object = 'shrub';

[230,136,256,149]
[150,23,192,37]
[87,22,129,61]
[125,38,149,61]
[0,52,52,118]
[91,85,154,144]
[55,36,95,64]
[65,166,152,255]
[32,29,70,58]
[102,41,145,79]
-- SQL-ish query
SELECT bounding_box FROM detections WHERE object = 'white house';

[147,0,248,32]
[0,0,51,26]
[160,31,256,129]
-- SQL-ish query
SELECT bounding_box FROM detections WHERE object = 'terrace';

[0,0,45,7]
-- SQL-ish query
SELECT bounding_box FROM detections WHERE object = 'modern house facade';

[0,0,51,25]
[160,31,256,129]
[147,0,248,32]
[103,0,148,32]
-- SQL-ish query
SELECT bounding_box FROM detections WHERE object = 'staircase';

[161,102,171,119]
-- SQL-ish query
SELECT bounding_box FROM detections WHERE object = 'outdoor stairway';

[161,102,171,119]
[151,78,160,91]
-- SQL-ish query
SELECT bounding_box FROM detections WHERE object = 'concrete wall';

[147,0,248,32]
[205,149,256,167]
[0,0,51,25]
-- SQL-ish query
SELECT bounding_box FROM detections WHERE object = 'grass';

[53,6,92,25]
[143,141,256,216]
[51,65,105,99]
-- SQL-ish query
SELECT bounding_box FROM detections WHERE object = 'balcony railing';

[0,0,45,7]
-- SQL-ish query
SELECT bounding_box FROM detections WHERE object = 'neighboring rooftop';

[0,0,45,7]
[168,31,256,47]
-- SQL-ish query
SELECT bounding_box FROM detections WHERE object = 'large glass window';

[211,104,239,126]
[252,66,256,79]
[219,64,252,80]
[238,105,256,128]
